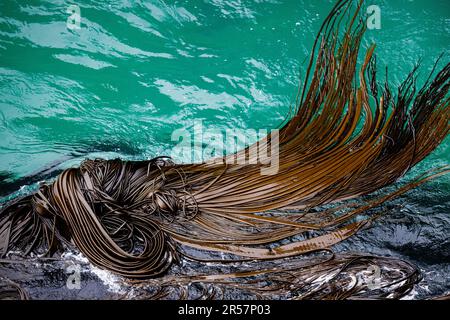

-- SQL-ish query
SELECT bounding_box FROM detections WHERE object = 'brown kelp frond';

[126,253,420,300]
[431,293,450,301]
[0,195,66,258]
[0,0,449,280]
[37,165,177,278]
[0,278,29,300]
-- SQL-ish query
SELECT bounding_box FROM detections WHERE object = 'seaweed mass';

[0,0,449,299]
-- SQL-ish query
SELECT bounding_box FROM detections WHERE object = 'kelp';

[0,278,28,300]
[0,251,421,300]
[126,253,421,300]
[0,0,449,291]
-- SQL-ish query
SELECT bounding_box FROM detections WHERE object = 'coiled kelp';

[0,278,29,300]
[0,0,449,292]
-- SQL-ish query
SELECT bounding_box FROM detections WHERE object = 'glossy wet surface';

[0,0,449,299]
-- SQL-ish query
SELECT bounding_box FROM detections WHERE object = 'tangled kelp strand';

[0,0,449,282]
[125,253,421,300]
[0,278,28,300]
[0,249,427,300]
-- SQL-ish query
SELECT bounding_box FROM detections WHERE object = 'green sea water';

[0,0,449,299]
[0,0,448,186]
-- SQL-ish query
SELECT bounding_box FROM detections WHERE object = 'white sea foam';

[62,250,127,295]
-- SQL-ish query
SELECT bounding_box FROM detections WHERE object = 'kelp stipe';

[0,0,449,288]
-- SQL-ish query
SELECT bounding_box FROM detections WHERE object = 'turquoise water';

[0,0,449,300]
[0,0,448,185]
